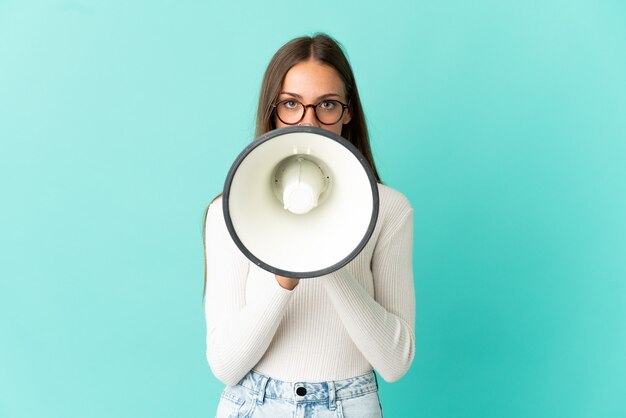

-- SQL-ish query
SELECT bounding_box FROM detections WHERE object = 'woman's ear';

[343,107,352,125]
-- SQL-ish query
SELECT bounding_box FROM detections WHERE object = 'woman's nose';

[300,106,319,127]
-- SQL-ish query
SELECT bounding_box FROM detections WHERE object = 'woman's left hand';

[275,275,299,290]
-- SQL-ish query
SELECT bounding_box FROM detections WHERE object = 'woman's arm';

[321,207,415,382]
[204,199,294,385]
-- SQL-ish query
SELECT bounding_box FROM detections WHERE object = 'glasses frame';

[272,98,349,126]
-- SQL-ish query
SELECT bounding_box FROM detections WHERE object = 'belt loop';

[327,380,336,411]
[255,374,269,405]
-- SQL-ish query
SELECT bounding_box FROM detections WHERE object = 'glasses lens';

[315,100,344,125]
[276,100,304,125]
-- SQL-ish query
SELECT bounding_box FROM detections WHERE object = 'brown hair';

[256,33,381,182]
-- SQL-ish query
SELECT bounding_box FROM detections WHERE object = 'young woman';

[204,34,415,418]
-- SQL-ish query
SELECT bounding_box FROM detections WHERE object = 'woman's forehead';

[281,60,346,98]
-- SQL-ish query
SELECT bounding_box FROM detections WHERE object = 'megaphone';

[223,126,379,278]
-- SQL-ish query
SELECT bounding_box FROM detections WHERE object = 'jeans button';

[296,386,307,396]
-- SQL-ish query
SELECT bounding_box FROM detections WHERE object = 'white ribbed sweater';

[204,184,415,385]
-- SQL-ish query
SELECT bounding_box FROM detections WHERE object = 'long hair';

[256,33,381,182]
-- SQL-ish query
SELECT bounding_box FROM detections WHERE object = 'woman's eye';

[283,100,298,109]
[320,100,336,110]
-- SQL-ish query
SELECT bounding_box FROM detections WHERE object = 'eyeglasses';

[273,99,349,126]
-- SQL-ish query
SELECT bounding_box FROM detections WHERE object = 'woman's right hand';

[275,275,299,290]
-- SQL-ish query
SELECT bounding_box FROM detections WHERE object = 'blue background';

[1,1,625,417]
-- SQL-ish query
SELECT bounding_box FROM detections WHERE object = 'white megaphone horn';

[223,126,379,278]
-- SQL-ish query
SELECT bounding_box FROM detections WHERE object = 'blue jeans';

[215,370,383,418]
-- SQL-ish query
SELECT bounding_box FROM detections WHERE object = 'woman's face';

[275,59,351,136]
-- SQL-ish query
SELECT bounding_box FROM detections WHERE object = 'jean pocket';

[336,392,383,418]
[215,387,245,418]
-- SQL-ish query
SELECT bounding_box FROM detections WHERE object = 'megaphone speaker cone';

[277,156,326,214]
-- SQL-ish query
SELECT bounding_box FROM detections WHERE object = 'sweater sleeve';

[203,198,294,385]
[320,208,415,382]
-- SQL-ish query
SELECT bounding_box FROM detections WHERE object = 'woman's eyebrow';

[316,93,342,100]
[278,92,342,100]
[279,91,303,99]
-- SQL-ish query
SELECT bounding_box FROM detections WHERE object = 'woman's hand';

[275,275,299,290]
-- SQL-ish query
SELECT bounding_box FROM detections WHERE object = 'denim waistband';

[237,370,379,408]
